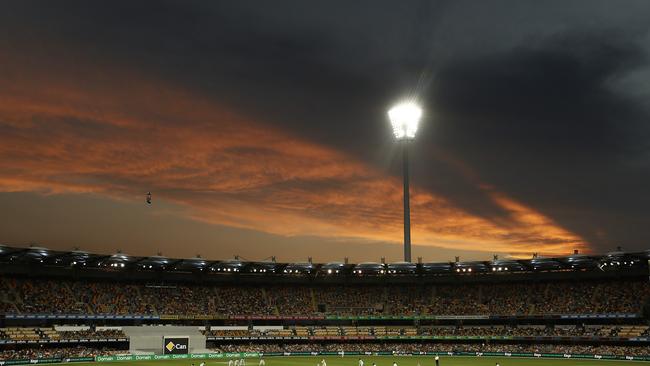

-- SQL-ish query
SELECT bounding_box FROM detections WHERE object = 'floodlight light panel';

[388,102,422,139]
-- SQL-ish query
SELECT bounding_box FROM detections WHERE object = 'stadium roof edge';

[0,245,648,265]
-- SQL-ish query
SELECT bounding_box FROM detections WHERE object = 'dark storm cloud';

[1,0,650,256]
[432,31,647,154]
[427,30,650,252]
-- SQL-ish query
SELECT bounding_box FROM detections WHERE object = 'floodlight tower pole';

[388,101,421,263]
[402,140,411,262]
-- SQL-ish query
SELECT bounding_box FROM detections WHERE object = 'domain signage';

[163,337,189,355]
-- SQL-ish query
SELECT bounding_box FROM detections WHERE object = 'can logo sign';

[165,342,175,352]
[163,337,189,354]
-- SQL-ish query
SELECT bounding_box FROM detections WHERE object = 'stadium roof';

[0,244,648,279]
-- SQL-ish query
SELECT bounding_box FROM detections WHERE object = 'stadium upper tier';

[1,276,648,317]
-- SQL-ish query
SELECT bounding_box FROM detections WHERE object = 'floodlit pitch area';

[66,357,646,366]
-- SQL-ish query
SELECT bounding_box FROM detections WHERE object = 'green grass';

[66,356,648,366]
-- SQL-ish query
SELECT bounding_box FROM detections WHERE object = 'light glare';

[388,102,422,140]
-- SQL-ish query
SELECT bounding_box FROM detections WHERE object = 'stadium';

[2,1,650,366]
[1,245,650,365]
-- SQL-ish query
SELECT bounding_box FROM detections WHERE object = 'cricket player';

[259,359,265,366]
[435,355,440,366]
[321,359,327,366]
[359,358,364,366]
[229,360,234,366]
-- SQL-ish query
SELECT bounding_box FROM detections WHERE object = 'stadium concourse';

[1,246,650,364]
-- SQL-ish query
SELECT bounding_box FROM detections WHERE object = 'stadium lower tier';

[0,346,125,361]
[2,275,649,317]
[3,342,650,362]
[211,342,650,356]
[203,325,650,338]
[2,325,649,345]
[0,327,126,342]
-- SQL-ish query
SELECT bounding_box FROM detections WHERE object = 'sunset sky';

[1,1,649,262]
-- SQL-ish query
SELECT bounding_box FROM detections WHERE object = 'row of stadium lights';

[90,262,125,268]
[61,259,640,272]
[456,267,508,272]
[213,267,240,272]
[602,260,635,267]
[350,269,404,274]
[353,270,373,274]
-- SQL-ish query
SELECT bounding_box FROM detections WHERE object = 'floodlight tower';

[388,102,422,263]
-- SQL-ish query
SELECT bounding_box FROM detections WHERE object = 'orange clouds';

[0,58,587,258]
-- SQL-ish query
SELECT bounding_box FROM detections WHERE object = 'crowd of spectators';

[17,279,85,314]
[418,326,629,337]
[56,329,126,340]
[384,281,650,316]
[0,328,126,341]
[70,282,146,315]
[316,286,384,316]
[266,287,313,316]
[212,342,650,356]
[214,287,275,316]
[201,326,647,339]
[2,276,649,316]
[204,329,258,337]
[3,342,649,360]
[0,346,123,361]
[3,325,638,343]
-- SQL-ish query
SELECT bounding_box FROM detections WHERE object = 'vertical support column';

[403,140,411,262]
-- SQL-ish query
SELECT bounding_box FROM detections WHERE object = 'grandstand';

[1,245,650,364]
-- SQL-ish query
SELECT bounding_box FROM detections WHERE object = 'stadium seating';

[3,274,650,362]
[211,342,650,356]
[0,328,126,341]
[202,325,650,339]
[2,276,649,317]
[0,346,124,361]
